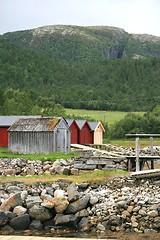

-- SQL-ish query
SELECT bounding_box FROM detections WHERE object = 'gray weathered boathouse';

[8,117,70,154]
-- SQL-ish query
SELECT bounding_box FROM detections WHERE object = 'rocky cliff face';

[1,25,160,62]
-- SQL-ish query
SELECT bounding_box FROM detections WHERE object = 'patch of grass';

[78,169,128,182]
[0,170,128,184]
[110,138,160,149]
[0,147,78,161]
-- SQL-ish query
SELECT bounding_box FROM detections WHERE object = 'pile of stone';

[0,158,76,176]
[0,152,128,177]
[74,151,127,171]
[91,144,136,156]
[0,177,160,233]
[0,181,91,232]
[91,143,160,156]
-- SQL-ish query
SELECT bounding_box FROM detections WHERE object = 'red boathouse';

[75,120,93,145]
[0,116,40,147]
[66,119,79,144]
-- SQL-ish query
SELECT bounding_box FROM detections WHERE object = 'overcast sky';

[0,0,160,36]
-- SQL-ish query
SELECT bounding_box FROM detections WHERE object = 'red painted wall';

[0,127,9,147]
[70,121,79,144]
[79,122,93,144]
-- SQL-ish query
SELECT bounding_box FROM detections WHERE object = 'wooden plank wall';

[8,131,56,154]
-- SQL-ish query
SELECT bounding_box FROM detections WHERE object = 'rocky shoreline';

[0,175,160,234]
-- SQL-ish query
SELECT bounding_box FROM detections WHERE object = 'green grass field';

[110,139,160,148]
[65,108,145,125]
[0,147,78,161]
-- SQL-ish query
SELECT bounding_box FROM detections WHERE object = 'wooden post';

[128,159,131,172]
[136,137,140,172]
[150,137,154,169]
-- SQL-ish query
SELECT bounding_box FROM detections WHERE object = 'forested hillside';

[1,25,160,62]
[0,38,160,113]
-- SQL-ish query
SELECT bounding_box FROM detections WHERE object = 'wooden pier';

[126,134,160,172]
[126,155,160,171]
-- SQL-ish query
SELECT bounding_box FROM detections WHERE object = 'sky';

[0,0,160,36]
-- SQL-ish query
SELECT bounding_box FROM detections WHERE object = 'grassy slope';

[66,108,145,125]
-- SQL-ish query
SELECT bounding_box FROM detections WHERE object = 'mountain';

[0,36,160,112]
[1,25,160,62]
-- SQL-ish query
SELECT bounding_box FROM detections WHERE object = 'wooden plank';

[71,144,123,157]
[136,137,140,172]
[131,169,160,178]
[127,158,132,172]
[87,159,115,165]
[126,156,160,159]
[0,236,17,240]
[150,136,154,169]
[0,236,111,240]
[126,134,160,137]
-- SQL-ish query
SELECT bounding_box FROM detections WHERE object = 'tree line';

[0,88,65,116]
[0,39,160,112]
[108,108,160,139]
[2,88,160,140]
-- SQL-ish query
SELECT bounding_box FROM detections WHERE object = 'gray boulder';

[28,205,53,221]
[25,195,43,208]
[29,219,43,230]
[6,186,21,193]
[54,213,78,228]
[13,206,27,216]
[9,214,31,230]
[89,195,99,205]
[97,223,106,231]
[0,193,23,211]
[42,196,69,213]
[65,194,90,214]
[55,166,71,175]
[43,219,55,230]
[0,211,9,226]
[0,224,14,231]
[21,190,28,201]
[5,211,17,220]
[75,209,89,217]
[103,215,122,230]
[67,183,79,202]
[78,217,90,232]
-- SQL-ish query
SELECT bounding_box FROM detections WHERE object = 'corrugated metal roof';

[88,121,100,131]
[75,120,87,129]
[9,117,62,132]
[0,116,41,127]
[88,121,105,132]
[66,119,74,127]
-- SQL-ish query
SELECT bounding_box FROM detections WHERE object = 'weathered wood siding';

[8,118,70,154]
[54,119,70,153]
[93,125,103,144]
[79,122,93,144]
[9,131,56,154]
[70,121,79,144]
